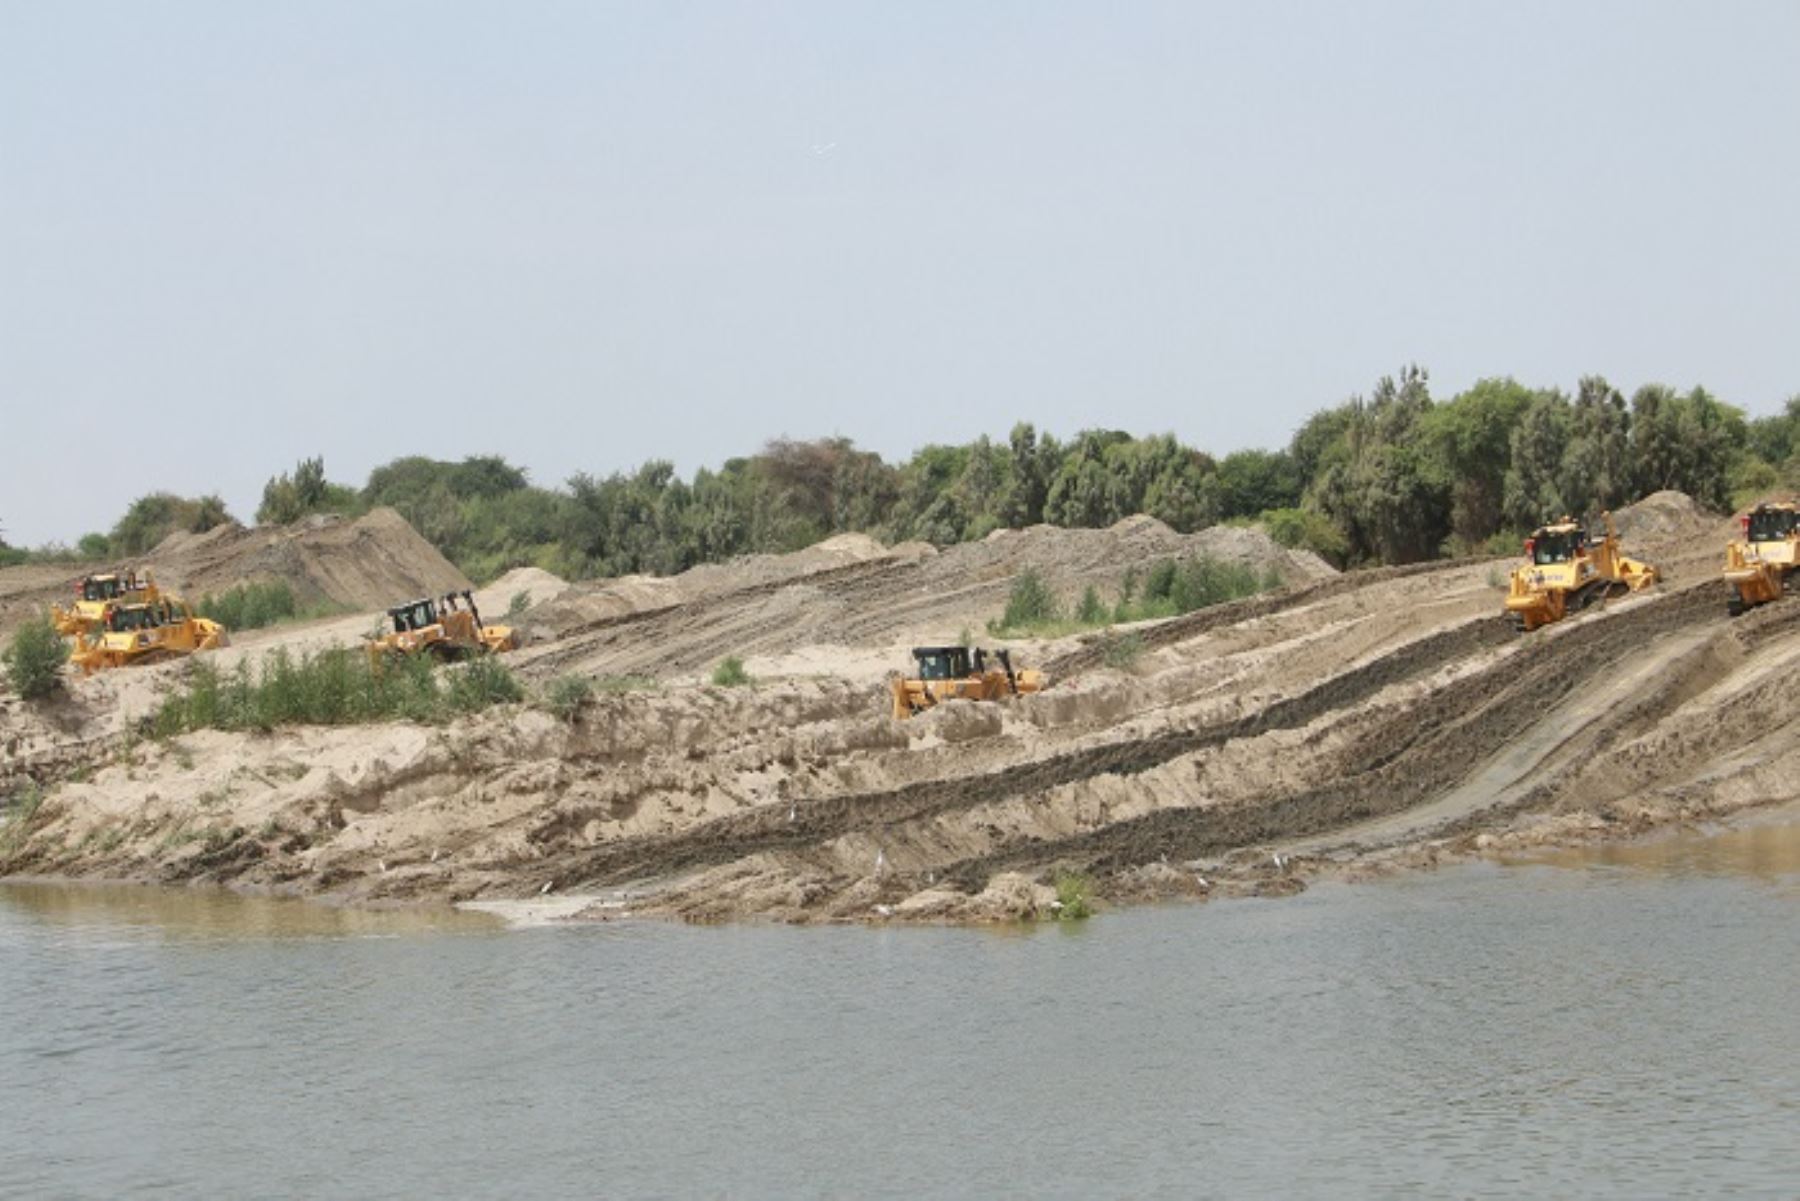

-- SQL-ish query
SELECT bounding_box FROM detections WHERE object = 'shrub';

[1075,585,1107,625]
[997,569,1060,630]
[711,656,752,687]
[544,674,593,721]
[447,655,524,712]
[1053,870,1094,920]
[197,580,299,630]
[151,647,520,734]
[507,591,532,619]
[1100,631,1145,671]
[4,615,68,700]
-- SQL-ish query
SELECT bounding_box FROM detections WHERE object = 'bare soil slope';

[6,496,1792,924]
[0,508,471,637]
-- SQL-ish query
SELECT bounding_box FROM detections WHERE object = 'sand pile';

[0,508,472,636]
[159,508,472,608]
[1612,491,1721,549]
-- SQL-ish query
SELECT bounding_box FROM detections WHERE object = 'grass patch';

[151,647,523,736]
[0,781,46,855]
[1052,870,1095,921]
[711,656,752,687]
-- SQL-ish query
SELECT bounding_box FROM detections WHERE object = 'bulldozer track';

[932,583,1723,886]
[550,606,1521,891]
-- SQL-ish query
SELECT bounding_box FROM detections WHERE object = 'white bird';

[1271,852,1286,871]
[539,880,555,895]
[1195,875,1210,890]
[429,848,440,863]
[788,803,797,822]
[809,141,837,157]
[378,860,388,874]
[874,848,887,875]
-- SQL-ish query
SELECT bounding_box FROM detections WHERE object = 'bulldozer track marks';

[549,580,1729,898]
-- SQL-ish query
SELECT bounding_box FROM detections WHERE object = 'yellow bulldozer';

[366,591,516,665]
[1723,501,1799,616]
[890,645,1047,719]
[69,596,228,674]
[1503,512,1659,633]
[52,569,162,640]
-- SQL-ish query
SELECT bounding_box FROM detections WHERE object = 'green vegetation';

[0,781,46,856]
[4,614,69,700]
[990,555,1277,638]
[109,492,234,556]
[1100,631,1146,670]
[151,647,522,736]
[543,674,593,721]
[997,569,1060,630]
[256,456,364,526]
[13,371,1800,584]
[195,579,347,631]
[1052,870,1095,920]
[711,656,752,687]
[507,591,532,619]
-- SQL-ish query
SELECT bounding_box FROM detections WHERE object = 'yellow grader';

[366,591,516,665]
[69,597,228,674]
[52,570,162,640]
[1503,512,1659,633]
[1723,501,1800,616]
[890,645,1047,719]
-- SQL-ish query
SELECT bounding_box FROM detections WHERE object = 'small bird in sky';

[809,141,837,158]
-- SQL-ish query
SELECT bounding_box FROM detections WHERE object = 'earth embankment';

[4,494,1795,923]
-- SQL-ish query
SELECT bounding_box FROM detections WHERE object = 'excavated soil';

[0,508,472,637]
[4,494,1796,925]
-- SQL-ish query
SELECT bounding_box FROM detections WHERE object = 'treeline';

[8,368,1798,580]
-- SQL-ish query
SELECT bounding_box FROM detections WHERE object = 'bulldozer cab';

[1746,505,1799,543]
[912,647,966,680]
[389,599,440,634]
[912,646,974,680]
[1529,525,1585,565]
[81,575,125,602]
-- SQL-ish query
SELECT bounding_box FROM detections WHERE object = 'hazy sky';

[4,1,1798,546]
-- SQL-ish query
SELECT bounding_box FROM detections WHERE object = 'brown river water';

[2,816,1797,1200]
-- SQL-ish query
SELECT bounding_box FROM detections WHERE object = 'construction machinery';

[51,570,162,640]
[69,597,228,674]
[1723,501,1800,616]
[890,645,1047,719]
[1503,512,1659,633]
[366,591,516,665]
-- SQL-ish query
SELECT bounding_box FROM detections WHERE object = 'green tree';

[1216,450,1301,519]
[1503,393,1570,529]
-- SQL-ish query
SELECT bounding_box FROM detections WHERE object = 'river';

[2,818,1796,1200]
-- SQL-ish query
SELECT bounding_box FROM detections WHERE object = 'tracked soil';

[4,493,1796,924]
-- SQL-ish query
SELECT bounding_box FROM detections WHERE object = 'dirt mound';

[0,508,470,636]
[473,567,571,619]
[1609,491,1736,586]
[160,508,472,609]
[1613,491,1717,548]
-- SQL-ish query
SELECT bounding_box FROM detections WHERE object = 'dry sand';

[5,495,1796,925]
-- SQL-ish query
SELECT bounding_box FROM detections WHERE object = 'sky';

[3,1,1798,546]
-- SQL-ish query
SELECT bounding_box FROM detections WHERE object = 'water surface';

[2,822,1796,1200]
